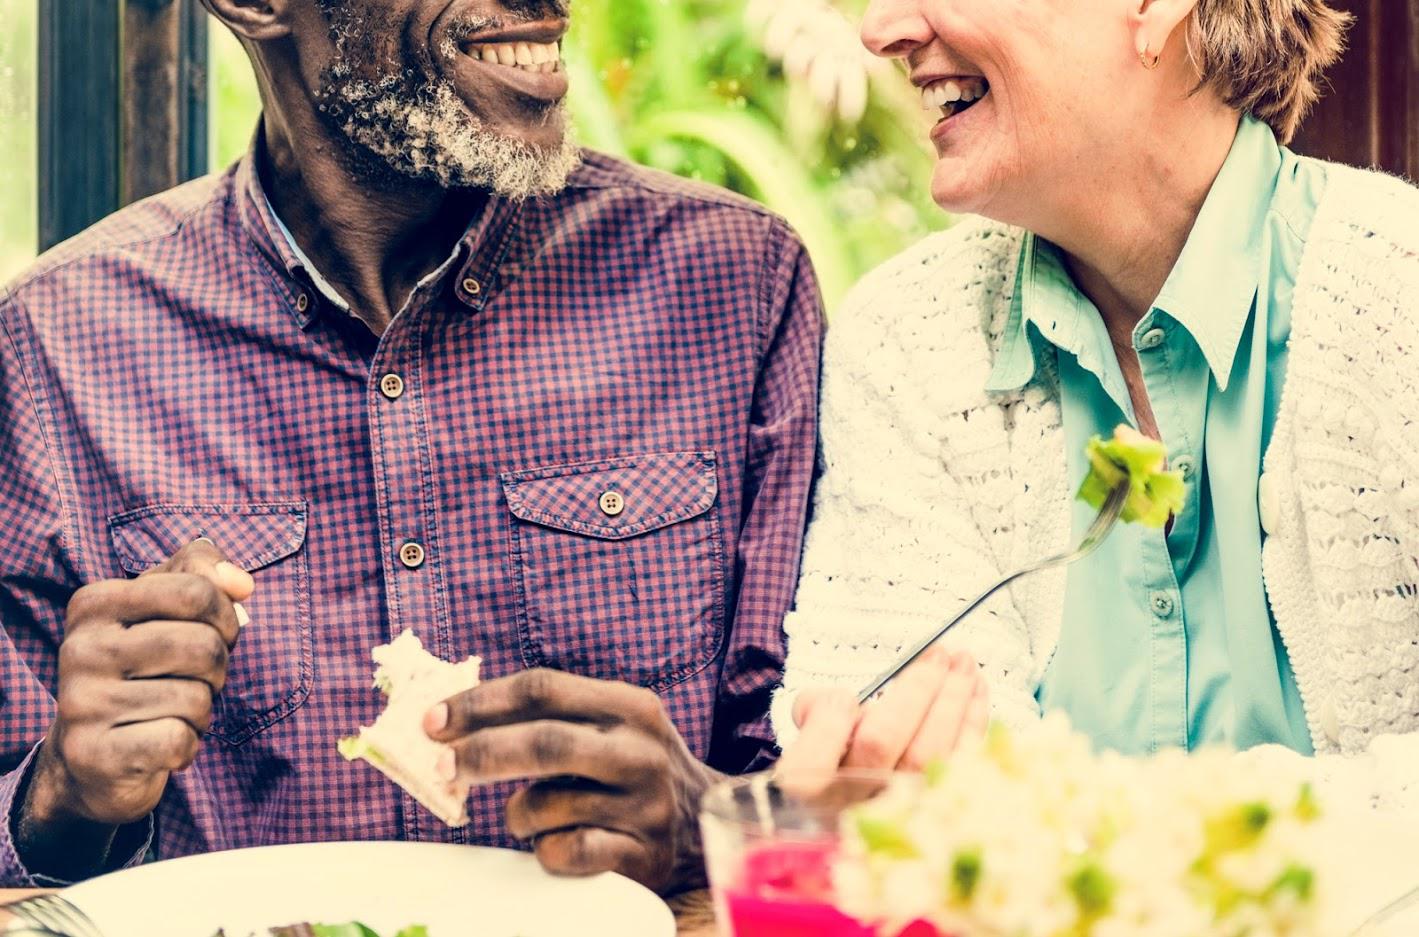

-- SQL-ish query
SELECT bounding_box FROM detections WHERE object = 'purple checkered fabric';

[0,147,824,885]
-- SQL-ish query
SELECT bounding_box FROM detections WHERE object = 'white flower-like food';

[339,630,482,827]
[833,714,1417,937]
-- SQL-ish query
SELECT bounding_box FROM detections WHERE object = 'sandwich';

[338,630,482,827]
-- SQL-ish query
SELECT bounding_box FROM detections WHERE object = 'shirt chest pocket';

[501,452,726,691]
[107,502,312,746]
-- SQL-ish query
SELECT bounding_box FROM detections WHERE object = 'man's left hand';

[424,669,722,894]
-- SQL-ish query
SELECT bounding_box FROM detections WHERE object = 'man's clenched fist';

[15,539,253,879]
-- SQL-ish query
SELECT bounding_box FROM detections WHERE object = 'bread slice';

[338,630,482,827]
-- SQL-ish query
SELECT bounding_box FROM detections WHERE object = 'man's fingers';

[114,620,230,692]
[777,689,859,785]
[426,668,663,741]
[100,718,202,776]
[899,652,981,771]
[146,538,255,602]
[842,646,951,770]
[443,721,654,788]
[120,573,241,646]
[505,778,642,842]
[533,826,649,883]
[100,678,215,738]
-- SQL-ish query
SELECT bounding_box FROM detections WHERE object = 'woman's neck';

[1040,104,1242,337]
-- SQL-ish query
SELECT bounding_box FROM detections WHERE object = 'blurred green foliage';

[0,0,36,283]
[6,0,948,303]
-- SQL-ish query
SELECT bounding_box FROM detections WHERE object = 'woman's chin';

[929,165,992,216]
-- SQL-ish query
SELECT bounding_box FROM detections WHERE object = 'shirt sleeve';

[705,223,826,774]
[0,290,151,885]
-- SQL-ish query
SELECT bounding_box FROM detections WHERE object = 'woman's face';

[861,0,1145,222]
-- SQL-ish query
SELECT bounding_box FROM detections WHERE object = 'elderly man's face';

[309,0,580,197]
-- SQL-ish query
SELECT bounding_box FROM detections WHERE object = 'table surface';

[0,887,719,936]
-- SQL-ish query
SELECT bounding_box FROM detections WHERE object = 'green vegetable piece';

[1067,859,1116,918]
[855,815,919,859]
[1204,801,1273,854]
[950,848,983,903]
[309,924,380,937]
[335,736,369,761]
[923,759,948,787]
[1077,425,1187,528]
[1267,864,1316,902]
[1295,783,1322,822]
[393,928,430,937]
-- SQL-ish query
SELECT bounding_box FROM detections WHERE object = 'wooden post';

[1292,0,1419,181]
[38,0,121,250]
[123,0,182,203]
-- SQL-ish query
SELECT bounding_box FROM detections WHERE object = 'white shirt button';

[399,541,426,569]
[599,491,625,517]
[1138,328,1166,350]
[1172,455,1196,481]
[1149,591,1175,618]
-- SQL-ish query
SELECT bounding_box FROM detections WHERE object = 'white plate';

[62,841,676,937]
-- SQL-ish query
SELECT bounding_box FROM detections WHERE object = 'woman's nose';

[860,0,934,59]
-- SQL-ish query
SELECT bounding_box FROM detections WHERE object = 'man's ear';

[1130,0,1200,66]
[199,0,293,42]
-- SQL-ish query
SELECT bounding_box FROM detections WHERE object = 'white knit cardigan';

[774,164,1419,800]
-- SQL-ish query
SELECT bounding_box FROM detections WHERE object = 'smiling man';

[0,0,822,892]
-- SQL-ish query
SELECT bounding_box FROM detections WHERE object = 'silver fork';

[2,894,103,937]
[857,481,1129,703]
[1351,883,1419,935]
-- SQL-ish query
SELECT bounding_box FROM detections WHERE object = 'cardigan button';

[1258,472,1281,535]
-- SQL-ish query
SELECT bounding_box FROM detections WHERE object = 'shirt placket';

[1133,315,1197,751]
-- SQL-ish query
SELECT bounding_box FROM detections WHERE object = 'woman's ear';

[1130,0,1201,67]
[199,0,292,42]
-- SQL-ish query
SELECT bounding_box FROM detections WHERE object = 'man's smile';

[444,17,571,105]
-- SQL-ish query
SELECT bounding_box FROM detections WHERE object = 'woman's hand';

[777,646,988,781]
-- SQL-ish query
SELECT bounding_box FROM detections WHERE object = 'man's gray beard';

[315,70,582,200]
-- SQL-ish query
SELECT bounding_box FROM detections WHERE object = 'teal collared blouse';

[985,116,1326,755]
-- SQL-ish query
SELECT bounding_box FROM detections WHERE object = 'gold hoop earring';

[1139,43,1161,69]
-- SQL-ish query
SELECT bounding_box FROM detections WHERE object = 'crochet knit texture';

[775,163,1419,810]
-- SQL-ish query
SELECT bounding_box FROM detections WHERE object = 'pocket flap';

[108,502,308,575]
[500,452,717,540]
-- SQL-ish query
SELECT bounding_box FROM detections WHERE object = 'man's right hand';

[14,539,253,877]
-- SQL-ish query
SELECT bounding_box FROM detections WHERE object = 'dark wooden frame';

[38,0,121,251]
[38,0,209,251]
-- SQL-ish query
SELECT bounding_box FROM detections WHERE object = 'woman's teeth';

[465,41,562,73]
[919,77,990,115]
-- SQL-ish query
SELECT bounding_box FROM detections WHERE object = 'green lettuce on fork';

[1076,425,1187,527]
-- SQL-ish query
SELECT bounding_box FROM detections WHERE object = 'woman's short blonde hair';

[1186,0,1353,144]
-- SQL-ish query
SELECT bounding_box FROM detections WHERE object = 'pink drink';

[721,841,942,937]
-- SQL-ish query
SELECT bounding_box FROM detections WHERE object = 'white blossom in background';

[745,0,886,124]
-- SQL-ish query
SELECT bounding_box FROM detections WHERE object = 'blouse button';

[1172,455,1196,481]
[1149,591,1175,618]
[1138,328,1166,351]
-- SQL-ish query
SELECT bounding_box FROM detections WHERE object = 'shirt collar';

[1150,115,1281,390]
[985,115,1284,394]
[233,128,522,328]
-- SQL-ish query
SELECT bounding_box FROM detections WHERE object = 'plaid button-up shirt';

[0,148,823,885]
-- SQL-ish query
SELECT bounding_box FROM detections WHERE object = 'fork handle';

[854,566,1029,704]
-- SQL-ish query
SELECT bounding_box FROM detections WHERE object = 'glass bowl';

[699,770,940,937]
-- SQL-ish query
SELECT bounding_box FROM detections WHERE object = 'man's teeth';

[919,77,990,111]
[468,41,562,72]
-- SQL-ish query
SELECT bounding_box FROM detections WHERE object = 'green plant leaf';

[631,108,858,304]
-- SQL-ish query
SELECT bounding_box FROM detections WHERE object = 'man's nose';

[860,0,934,59]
